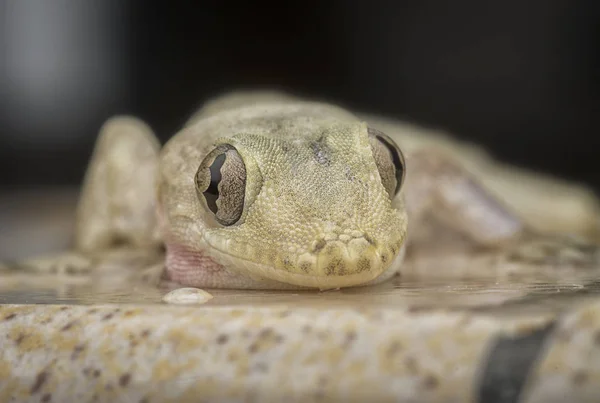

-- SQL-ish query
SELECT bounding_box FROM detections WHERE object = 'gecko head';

[189,119,408,289]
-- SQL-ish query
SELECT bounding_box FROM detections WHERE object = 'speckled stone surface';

[523,302,600,403]
[0,301,598,403]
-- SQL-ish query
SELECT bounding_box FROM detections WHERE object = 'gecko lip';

[202,230,406,289]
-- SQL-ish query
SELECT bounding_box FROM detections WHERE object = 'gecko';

[13,91,600,290]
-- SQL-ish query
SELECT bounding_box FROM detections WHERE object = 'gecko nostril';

[364,234,376,246]
[311,239,327,253]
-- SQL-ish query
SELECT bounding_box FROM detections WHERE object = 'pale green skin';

[17,92,600,291]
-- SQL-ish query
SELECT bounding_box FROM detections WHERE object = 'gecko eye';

[368,127,406,197]
[195,144,247,226]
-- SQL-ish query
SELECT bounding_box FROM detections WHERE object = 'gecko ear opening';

[195,144,247,226]
[367,127,406,198]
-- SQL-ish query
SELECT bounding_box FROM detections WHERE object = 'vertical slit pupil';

[204,153,226,214]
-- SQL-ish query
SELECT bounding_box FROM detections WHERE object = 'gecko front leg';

[13,117,165,281]
[75,116,161,252]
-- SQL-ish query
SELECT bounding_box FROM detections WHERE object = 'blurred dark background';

[1,0,599,192]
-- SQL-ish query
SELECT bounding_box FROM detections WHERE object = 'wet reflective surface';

[2,272,599,319]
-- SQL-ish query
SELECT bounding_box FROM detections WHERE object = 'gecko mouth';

[202,230,406,289]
